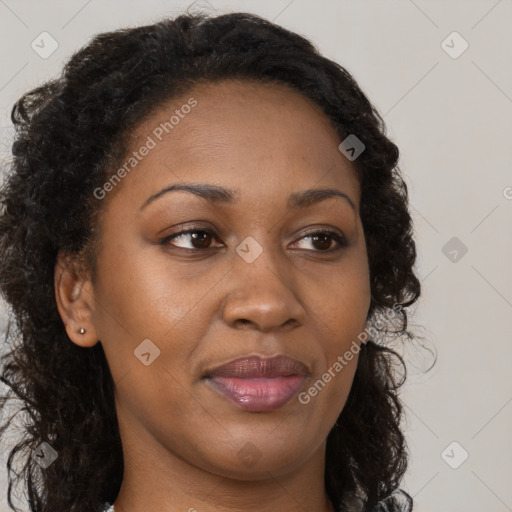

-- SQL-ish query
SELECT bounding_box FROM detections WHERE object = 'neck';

[112,410,336,512]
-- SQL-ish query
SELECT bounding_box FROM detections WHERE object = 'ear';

[54,251,99,347]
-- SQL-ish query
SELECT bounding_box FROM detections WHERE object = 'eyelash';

[160,226,348,253]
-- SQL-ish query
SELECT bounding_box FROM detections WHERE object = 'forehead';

[109,78,360,209]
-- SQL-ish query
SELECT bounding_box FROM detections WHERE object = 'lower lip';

[206,376,306,412]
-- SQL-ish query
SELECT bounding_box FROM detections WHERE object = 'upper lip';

[204,355,309,379]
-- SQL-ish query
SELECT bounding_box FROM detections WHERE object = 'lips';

[203,355,309,412]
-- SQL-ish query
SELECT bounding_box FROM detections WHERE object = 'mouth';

[202,355,309,412]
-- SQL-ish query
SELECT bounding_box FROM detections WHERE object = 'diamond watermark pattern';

[441,31,468,59]
[32,442,58,469]
[338,134,365,161]
[134,338,161,366]
[237,441,262,467]
[31,31,59,59]
[442,236,468,263]
[236,236,263,263]
[441,441,469,469]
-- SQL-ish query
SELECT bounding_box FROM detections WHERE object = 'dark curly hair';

[0,11,421,512]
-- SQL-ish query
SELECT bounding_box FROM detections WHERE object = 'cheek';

[319,253,371,338]
[92,245,230,390]
[91,244,202,338]
[301,246,370,415]
[296,348,359,450]
[316,283,367,404]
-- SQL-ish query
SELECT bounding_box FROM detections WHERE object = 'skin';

[55,79,371,512]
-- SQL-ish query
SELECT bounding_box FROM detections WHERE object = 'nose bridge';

[221,233,305,331]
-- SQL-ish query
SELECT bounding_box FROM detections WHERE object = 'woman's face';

[77,79,371,478]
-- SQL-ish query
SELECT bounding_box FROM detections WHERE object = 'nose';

[221,246,306,333]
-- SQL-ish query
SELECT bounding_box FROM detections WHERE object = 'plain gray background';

[0,1,511,511]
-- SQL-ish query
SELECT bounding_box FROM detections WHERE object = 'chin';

[199,441,316,481]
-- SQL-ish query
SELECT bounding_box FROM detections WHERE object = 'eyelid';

[298,226,346,239]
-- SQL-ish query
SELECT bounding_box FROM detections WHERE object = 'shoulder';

[370,488,413,512]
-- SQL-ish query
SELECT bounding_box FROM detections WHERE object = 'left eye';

[291,230,347,252]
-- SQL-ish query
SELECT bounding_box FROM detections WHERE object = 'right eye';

[160,227,223,251]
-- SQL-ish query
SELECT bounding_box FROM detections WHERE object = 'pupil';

[313,234,331,251]
[192,231,210,248]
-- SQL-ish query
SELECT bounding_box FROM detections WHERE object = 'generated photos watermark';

[93,97,197,200]
[298,303,403,405]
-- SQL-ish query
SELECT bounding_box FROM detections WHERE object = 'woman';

[0,11,420,512]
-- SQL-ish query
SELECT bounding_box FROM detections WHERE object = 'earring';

[78,327,86,334]
[47,422,57,442]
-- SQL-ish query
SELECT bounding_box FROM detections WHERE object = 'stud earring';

[47,422,57,442]
[78,327,86,334]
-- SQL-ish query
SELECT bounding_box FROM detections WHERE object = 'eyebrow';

[139,183,355,211]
